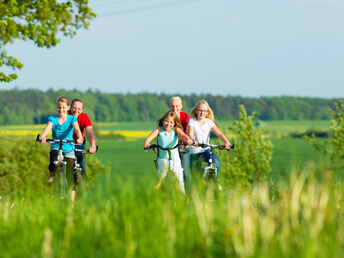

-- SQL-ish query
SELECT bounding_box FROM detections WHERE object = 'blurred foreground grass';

[1,167,343,257]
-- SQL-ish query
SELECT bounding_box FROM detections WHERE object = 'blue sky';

[3,0,344,98]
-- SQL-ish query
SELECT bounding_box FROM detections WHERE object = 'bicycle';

[36,134,78,199]
[194,143,235,190]
[73,145,98,198]
[145,140,189,194]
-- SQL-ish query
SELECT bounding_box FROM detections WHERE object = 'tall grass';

[1,166,344,257]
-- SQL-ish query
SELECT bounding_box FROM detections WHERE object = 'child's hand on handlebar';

[40,136,46,144]
[144,143,150,150]
[77,138,83,145]
[186,139,193,145]
[225,143,231,150]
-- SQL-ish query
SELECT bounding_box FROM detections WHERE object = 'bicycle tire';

[55,165,68,199]
[74,168,84,198]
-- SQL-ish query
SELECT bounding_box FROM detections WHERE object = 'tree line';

[0,89,338,125]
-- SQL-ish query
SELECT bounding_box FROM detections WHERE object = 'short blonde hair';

[190,100,214,121]
[169,96,182,105]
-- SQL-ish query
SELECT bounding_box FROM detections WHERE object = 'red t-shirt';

[180,111,190,134]
[72,113,92,141]
[179,111,190,142]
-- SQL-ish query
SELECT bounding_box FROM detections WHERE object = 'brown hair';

[190,100,215,121]
[158,111,183,130]
[71,98,84,108]
[57,96,70,106]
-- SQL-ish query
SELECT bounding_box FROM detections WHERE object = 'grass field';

[1,165,344,257]
[0,120,331,180]
[95,137,330,183]
[2,120,344,257]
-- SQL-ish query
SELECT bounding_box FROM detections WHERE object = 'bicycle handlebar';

[77,145,99,154]
[145,140,189,151]
[37,134,99,153]
[198,143,235,150]
[36,134,78,144]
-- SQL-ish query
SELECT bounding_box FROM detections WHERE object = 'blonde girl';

[188,100,231,189]
[144,111,193,194]
[39,97,83,187]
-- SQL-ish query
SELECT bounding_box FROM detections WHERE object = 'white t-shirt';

[188,117,215,154]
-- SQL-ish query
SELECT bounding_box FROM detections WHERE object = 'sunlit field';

[1,170,344,257]
[1,120,342,257]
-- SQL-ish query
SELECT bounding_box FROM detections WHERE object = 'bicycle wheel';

[74,168,84,198]
[54,165,68,199]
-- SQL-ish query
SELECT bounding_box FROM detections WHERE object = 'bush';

[290,128,330,138]
[0,136,108,197]
[221,105,273,186]
[306,100,344,168]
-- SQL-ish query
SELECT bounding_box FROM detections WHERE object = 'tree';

[221,105,273,186]
[307,100,344,169]
[0,0,95,82]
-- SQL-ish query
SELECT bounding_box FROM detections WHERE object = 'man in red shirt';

[70,98,97,177]
[169,96,190,191]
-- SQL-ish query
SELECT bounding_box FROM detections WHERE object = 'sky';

[2,0,344,98]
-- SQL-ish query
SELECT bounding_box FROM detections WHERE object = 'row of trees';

[0,89,339,125]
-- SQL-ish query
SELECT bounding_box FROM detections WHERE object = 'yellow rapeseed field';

[0,124,149,140]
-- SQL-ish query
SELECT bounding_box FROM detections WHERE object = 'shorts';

[51,149,76,159]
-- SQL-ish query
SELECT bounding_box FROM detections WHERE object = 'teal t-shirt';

[157,127,180,161]
[48,115,77,151]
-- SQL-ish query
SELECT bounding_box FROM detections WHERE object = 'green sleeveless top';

[157,127,180,161]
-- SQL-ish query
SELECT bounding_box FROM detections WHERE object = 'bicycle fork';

[54,150,67,199]
[201,150,218,179]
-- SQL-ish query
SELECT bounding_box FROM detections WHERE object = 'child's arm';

[187,125,198,145]
[39,122,53,144]
[144,127,160,150]
[175,128,193,145]
[73,122,83,144]
[211,124,231,149]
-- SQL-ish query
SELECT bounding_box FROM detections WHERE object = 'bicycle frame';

[145,141,188,194]
[73,146,98,197]
[197,143,235,184]
[36,134,78,199]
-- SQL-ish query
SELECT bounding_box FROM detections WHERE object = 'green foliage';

[0,89,338,125]
[221,105,273,186]
[307,100,344,168]
[289,128,330,138]
[0,136,108,196]
[1,168,344,257]
[0,0,96,82]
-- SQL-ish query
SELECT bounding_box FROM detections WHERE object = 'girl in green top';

[144,111,193,194]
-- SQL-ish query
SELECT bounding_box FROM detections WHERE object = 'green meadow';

[95,120,331,181]
[2,120,344,257]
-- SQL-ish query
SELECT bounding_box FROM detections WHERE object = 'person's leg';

[156,159,168,189]
[75,150,87,181]
[179,151,191,192]
[211,152,221,175]
[172,161,185,194]
[190,153,204,179]
[48,150,58,182]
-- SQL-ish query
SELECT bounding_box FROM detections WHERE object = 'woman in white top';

[188,100,232,185]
